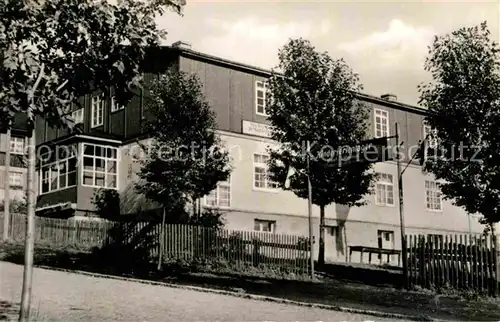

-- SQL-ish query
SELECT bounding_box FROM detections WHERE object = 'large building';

[34,41,484,264]
[0,114,29,203]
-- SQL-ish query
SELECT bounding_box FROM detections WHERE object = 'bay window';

[39,144,77,194]
[82,143,118,189]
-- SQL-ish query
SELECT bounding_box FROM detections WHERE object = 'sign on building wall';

[242,120,273,138]
[336,137,391,166]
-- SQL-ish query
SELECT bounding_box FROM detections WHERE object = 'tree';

[135,69,231,221]
[92,188,121,220]
[418,21,500,226]
[0,0,184,320]
[267,38,376,265]
[0,198,28,214]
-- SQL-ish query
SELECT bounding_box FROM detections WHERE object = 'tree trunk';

[2,129,11,241]
[19,129,36,321]
[19,63,44,322]
[192,197,197,219]
[318,204,326,266]
[192,196,201,221]
[157,207,166,271]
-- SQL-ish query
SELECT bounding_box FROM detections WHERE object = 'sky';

[155,0,499,107]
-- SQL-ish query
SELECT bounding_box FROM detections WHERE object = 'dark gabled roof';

[37,130,123,149]
[169,45,428,115]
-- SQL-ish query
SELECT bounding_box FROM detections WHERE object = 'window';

[91,94,104,128]
[255,81,269,116]
[383,232,391,241]
[205,176,231,208]
[423,123,438,148]
[39,144,77,194]
[82,143,118,189]
[253,153,278,190]
[374,109,389,138]
[10,136,24,155]
[111,96,125,112]
[377,230,395,249]
[254,219,276,233]
[71,108,84,124]
[425,180,442,211]
[375,173,394,206]
[8,172,22,187]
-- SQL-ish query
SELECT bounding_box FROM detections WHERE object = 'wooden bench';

[348,246,401,266]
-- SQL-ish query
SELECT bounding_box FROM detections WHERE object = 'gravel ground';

[0,262,406,321]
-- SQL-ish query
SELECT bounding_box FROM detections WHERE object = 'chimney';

[381,93,397,102]
[172,40,192,50]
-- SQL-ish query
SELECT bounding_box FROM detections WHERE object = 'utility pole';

[395,122,408,288]
[396,126,437,290]
[306,140,315,279]
[3,128,11,240]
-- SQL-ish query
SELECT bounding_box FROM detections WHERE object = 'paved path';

[1,262,404,321]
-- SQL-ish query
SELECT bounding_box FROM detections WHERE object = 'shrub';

[92,188,121,219]
[189,208,225,228]
[0,199,28,213]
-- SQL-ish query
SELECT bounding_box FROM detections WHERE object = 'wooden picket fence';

[2,213,115,248]
[0,213,310,274]
[406,234,498,295]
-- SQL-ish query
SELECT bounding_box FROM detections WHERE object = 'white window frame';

[377,230,395,249]
[375,172,395,206]
[39,145,78,195]
[8,171,23,187]
[205,176,231,208]
[10,136,24,155]
[255,80,269,116]
[81,143,119,190]
[253,153,279,191]
[254,219,276,233]
[91,94,104,128]
[423,122,438,149]
[425,180,442,212]
[110,96,125,113]
[71,108,84,125]
[374,109,389,138]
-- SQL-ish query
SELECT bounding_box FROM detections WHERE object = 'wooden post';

[395,122,408,288]
[493,222,500,296]
[2,129,11,240]
[306,140,314,279]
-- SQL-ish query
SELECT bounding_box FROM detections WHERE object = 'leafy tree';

[188,208,225,228]
[0,198,28,214]
[419,22,500,227]
[93,183,225,227]
[135,69,231,220]
[92,189,121,220]
[267,38,376,265]
[0,0,184,319]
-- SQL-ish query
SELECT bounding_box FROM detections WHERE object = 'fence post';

[493,222,500,296]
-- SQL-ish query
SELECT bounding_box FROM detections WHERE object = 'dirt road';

[0,262,404,321]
